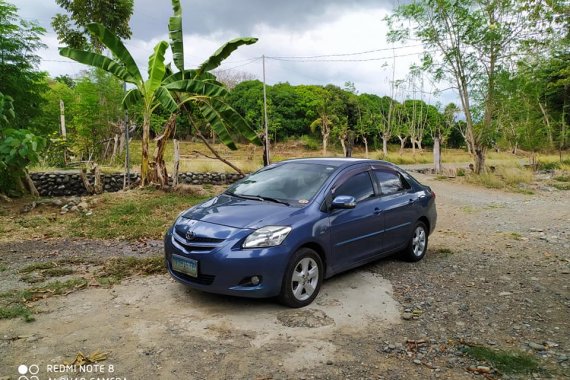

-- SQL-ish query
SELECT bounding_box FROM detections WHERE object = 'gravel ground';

[0,173,568,379]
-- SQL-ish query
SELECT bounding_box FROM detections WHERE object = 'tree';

[0,0,48,131]
[0,128,45,197]
[387,0,565,173]
[60,1,259,186]
[52,0,134,52]
[429,103,452,172]
[309,87,342,156]
[356,94,384,158]
[0,92,14,127]
[72,69,125,161]
[213,69,256,90]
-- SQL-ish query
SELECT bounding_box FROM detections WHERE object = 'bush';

[299,135,320,151]
[0,129,45,196]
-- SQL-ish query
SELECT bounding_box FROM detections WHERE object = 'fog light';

[251,276,261,285]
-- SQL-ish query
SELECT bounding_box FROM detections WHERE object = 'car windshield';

[226,162,337,206]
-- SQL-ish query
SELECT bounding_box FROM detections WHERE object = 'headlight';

[243,226,292,248]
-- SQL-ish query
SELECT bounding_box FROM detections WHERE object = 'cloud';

[17,0,454,105]
[130,0,396,39]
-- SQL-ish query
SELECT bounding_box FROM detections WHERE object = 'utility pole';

[262,55,270,165]
[59,100,67,165]
[123,82,130,188]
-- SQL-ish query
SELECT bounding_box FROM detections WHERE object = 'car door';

[373,170,417,253]
[328,169,383,272]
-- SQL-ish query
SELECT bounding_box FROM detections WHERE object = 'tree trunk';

[149,113,177,188]
[111,134,119,161]
[363,137,368,158]
[93,165,103,194]
[398,136,407,155]
[141,112,150,186]
[433,137,441,173]
[172,139,180,187]
[345,131,354,158]
[339,136,347,157]
[382,136,389,157]
[322,133,329,156]
[538,101,554,149]
[474,147,486,174]
[24,170,39,197]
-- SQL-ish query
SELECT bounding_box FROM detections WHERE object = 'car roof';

[279,157,397,170]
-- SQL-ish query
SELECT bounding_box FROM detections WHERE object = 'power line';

[266,51,427,63]
[215,57,261,73]
[269,44,424,59]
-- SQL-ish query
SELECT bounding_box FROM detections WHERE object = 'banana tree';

[61,24,177,185]
[60,19,257,185]
[166,0,261,171]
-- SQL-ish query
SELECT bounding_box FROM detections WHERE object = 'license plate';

[172,254,198,278]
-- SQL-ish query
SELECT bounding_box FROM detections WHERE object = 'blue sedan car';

[164,158,436,307]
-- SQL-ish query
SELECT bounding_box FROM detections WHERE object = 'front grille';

[172,229,225,253]
[172,268,216,285]
[188,236,225,244]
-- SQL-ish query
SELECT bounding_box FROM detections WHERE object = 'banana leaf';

[146,41,169,95]
[59,48,133,83]
[196,37,258,76]
[87,23,142,83]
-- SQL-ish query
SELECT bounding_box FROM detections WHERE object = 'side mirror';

[331,195,356,209]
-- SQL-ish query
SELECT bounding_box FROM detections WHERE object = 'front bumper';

[164,227,291,298]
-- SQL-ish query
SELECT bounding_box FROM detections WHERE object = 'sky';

[13,0,453,105]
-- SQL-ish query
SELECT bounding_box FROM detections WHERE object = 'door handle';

[373,208,382,215]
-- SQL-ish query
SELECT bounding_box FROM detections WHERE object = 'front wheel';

[401,221,428,262]
[279,248,323,308]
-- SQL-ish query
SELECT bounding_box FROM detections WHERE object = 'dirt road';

[1,174,568,379]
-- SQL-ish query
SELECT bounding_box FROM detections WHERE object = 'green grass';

[95,256,165,285]
[465,346,541,375]
[43,267,74,277]
[552,182,570,190]
[0,278,87,321]
[19,262,74,282]
[39,278,88,295]
[0,304,35,322]
[553,175,570,182]
[1,189,208,242]
[71,190,206,240]
[0,264,7,272]
[1,255,166,321]
[19,262,57,273]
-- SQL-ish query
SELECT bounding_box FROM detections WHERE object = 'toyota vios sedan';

[164,158,436,307]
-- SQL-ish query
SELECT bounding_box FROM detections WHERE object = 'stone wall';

[30,171,244,197]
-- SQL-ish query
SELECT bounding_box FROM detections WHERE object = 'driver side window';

[334,172,375,203]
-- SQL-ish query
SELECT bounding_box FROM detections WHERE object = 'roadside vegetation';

[1,0,567,198]
[464,345,542,376]
[0,188,209,242]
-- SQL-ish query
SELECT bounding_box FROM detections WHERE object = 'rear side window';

[334,172,375,202]
[375,171,409,195]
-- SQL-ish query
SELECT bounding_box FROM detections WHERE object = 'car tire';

[279,248,323,308]
[401,221,428,262]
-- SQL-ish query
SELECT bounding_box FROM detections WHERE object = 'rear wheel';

[279,248,323,308]
[401,221,428,262]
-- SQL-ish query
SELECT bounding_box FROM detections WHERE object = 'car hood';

[181,194,304,229]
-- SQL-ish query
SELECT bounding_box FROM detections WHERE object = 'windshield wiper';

[229,192,289,206]
[254,195,290,206]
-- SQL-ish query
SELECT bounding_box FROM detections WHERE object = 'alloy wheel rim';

[291,257,319,301]
[412,227,426,256]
